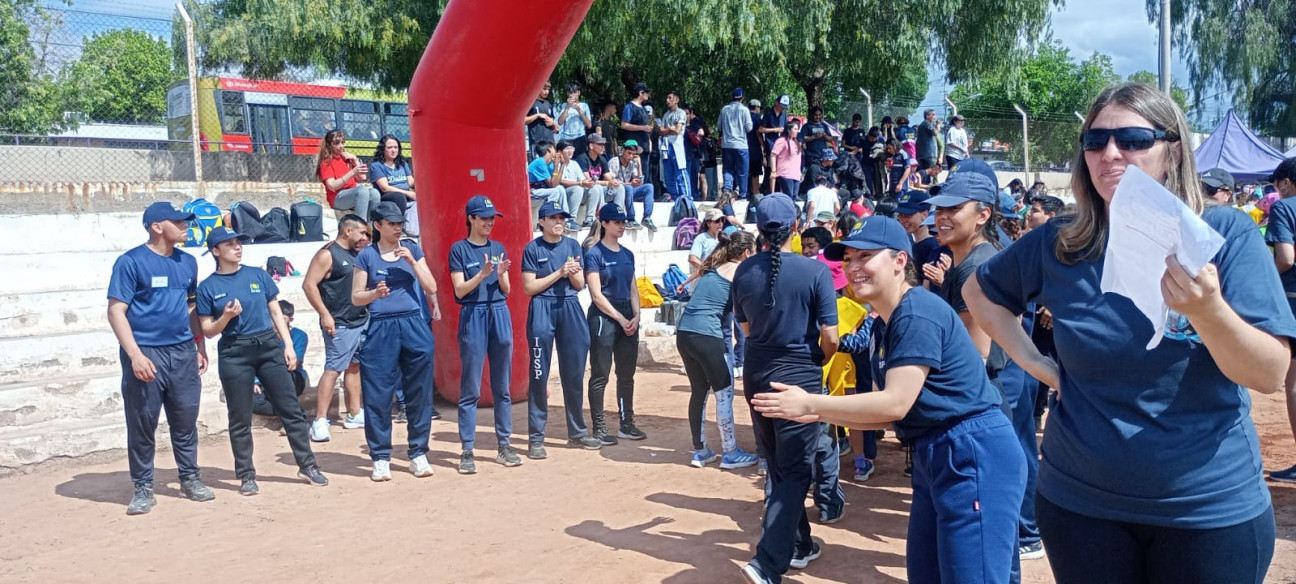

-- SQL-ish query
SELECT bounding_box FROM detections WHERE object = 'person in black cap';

[583,204,646,444]
[197,226,329,496]
[449,195,520,474]
[107,202,214,515]
[733,193,840,583]
[1265,156,1296,483]
[753,216,1026,584]
[1200,167,1235,205]
[622,83,655,199]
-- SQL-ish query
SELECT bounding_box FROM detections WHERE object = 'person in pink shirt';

[801,226,846,293]
[768,121,804,197]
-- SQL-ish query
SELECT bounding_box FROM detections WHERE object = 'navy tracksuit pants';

[907,409,1027,584]
[527,295,591,442]
[120,342,203,487]
[456,301,513,451]
[358,311,435,461]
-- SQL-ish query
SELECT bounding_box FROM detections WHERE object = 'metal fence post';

[1013,104,1029,185]
[858,89,873,128]
[176,2,203,196]
[944,96,958,118]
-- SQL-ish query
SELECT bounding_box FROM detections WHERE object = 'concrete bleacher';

[0,198,748,473]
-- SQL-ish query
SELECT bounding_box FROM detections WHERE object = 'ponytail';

[583,221,606,249]
[976,202,1004,250]
[761,226,791,308]
[700,230,756,273]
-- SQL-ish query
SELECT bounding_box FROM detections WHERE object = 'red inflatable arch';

[409,0,595,405]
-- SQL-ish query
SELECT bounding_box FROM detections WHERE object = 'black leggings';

[676,331,731,450]
[587,301,639,426]
[1036,495,1275,584]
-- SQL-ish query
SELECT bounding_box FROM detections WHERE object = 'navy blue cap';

[371,201,405,223]
[895,190,932,215]
[732,87,744,99]
[537,199,569,219]
[925,172,999,208]
[755,193,798,231]
[142,201,194,229]
[947,158,999,190]
[598,204,629,222]
[466,194,502,218]
[824,216,912,261]
[203,226,250,254]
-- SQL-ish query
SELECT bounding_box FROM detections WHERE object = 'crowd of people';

[106,79,1296,584]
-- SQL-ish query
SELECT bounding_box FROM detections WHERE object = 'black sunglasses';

[1081,127,1178,152]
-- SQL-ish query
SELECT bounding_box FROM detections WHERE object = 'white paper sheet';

[1100,165,1226,349]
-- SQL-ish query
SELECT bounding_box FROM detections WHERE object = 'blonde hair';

[1058,83,1201,264]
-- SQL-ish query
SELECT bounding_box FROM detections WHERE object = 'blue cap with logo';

[598,204,629,222]
[732,87,744,99]
[142,201,195,230]
[895,190,932,215]
[824,216,912,261]
[925,172,1000,208]
[538,199,569,219]
[203,226,251,254]
[946,158,999,191]
[755,193,798,231]
[466,194,502,218]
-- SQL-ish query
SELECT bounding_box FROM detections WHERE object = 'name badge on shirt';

[151,276,168,288]
[466,261,481,269]
[537,258,549,264]
[213,293,227,300]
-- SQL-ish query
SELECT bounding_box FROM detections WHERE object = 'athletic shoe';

[309,418,331,442]
[430,407,442,421]
[126,485,155,516]
[854,458,875,482]
[627,221,642,231]
[498,446,523,467]
[565,219,580,232]
[239,477,259,497]
[739,562,773,584]
[342,411,365,429]
[818,506,844,524]
[298,465,329,487]
[528,442,549,459]
[371,460,392,482]
[1268,464,1296,483]
[756,458,768,477]
[581,219,594,228]
[643,219,658,232]
[733,366,744,378]
[719,449,759,470]
[690,448,718,468]
[410,454,434,478]
[789,542,822,570]
[903,465,913,478]
[1019,541,1045,560]
[179,477,215,502]
[568,436,603,450]
[458,451,477,475]
[618,422,647,441]
[393,404,407,423]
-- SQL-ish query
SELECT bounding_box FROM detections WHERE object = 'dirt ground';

[2,366,1295,584]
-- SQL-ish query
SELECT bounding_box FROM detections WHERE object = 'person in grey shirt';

[660,91,691,200]
[916,108,940,172]
[717,87,754,199]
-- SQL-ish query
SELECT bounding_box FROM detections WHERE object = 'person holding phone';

[317,129,381,222]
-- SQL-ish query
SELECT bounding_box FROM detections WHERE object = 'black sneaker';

[297,465,329,487]
[498,445,523,467]
[394,404,408,423]
[568,435,603,450]
[617,422,647,441]
[458,451,477,475]
[179,477,215,502]
[789,542,822,569]
[643,219,658,233]
[581,219,594,228]
[430,407,441,421]
[126,485,155,516]
[239,477,259,496]
[528,442,549,459]
[565,219,580,232]
[596,431,619,446]
[903,465,913,478]
[627,221,642,230]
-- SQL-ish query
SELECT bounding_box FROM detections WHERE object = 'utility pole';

[858,89,873,128]
[1014,104,1030,186]
[1159,0,1172,93]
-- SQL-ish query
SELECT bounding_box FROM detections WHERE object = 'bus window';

[219,91,247,134]
[383,103,410,141]
[288,96,337,138]
[339,100,381,141]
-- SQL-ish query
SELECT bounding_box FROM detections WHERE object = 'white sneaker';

[371,459,392,482]
[410,454,434,478]
[342,411,365,429]
[309,418,331,442]
[734,366,744,378]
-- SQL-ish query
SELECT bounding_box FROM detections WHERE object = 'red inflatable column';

[409,0,594,405]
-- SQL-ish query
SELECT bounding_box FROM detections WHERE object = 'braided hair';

[761,225,792,308]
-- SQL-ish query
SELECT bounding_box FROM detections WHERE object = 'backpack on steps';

[668,195,697,227]
[259,207,290,243]
[289,201,325,242]
[182,198,223,247]
[672,217,702,251]
[228,201,267,241]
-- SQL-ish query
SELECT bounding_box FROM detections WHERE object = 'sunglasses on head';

[1081,127,1177,152]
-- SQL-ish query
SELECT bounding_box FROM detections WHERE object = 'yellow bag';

[823,297,869,396]
[638,276,664,308]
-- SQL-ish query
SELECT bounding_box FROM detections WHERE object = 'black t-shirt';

[574,152,611,179]
[760,109,788,152]
[527,99,555,144]
[842,127,866,153]
[911,236,947,294]
[938,241,1007,374]
[621,101,650,150]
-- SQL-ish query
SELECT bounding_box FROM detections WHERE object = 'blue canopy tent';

[1193,109,1286,182]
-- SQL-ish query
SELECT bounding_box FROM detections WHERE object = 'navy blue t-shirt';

[911,236,946,294]
[584,242,635,304]
[800,121,832,160]
[522,236,583,298]
[733,252,838,364]
[448,239,508,305]
[355,241,426,316]
[107,245,199,347]
[870,287,1000,439]
[977,206,1296,528]
[196,266,280,337]
[1264,197,1296,296]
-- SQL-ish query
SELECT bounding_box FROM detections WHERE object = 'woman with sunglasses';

[753,216,1026,584]
[583,204,645,444]
[317,129,382,223]
[965,83,1295,584]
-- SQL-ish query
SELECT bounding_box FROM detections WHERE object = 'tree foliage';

[1125,70,1189,113]
[62,29,174,124]
[0,1,63,134]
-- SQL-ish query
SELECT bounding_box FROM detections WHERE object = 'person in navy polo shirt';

[197,227,327,496]
[583,204,645,444]
[967,83,1296,584]
[107,202,214,515]
[523,200,603,456]
[754,216,1026,583]
[1262,157,1296,482]
[449,195,521,474]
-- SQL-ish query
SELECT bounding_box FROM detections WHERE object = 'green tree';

[0,1,63,134]
[1125,70,1189,112]
[61,29,175,124]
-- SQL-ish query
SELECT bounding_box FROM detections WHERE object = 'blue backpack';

[183,198,224,247]
[662,264,689,300]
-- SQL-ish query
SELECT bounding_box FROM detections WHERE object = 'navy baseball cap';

[466,195,502,218]
[895,190,932,215]
[755,193,798,231]
[599,204,629,222]
[538,199,568,219]
[203,226,250,254]
[947,158,999,191]
[926,172,999,208]
[732,87,744,99]
[824,216,912,261]
[1200,168,1235,190]
[142,201,194,229]
[371,201,406,223]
